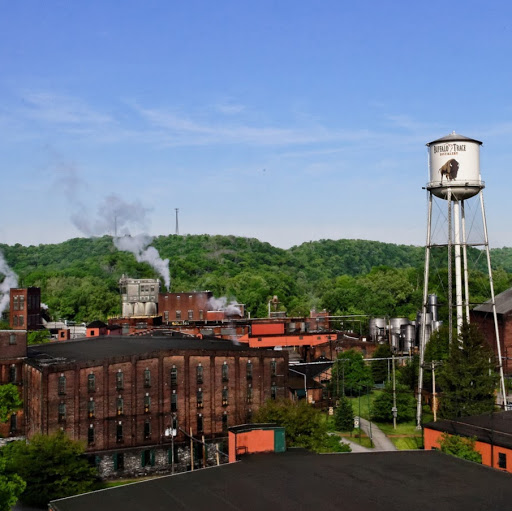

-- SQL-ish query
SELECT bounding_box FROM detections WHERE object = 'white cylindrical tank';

[145,302,157,316]
[427,132,483,200]
[122,302,133,317]
[133,302,145,316]
[369,318,387,342]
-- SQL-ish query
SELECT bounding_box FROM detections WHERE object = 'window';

[88,374,96,392]
[13,316,18,327]
[19,315,24,326]
[170,366,178,387]
[9,365,16,383]
[171,391,177,412]
[116,422,123,443]
[116,397,124,416]
[164,311,169,322]
[116,371,124,391]
[144,369,151,388]
[9,333,16,345]
[172,414,178,432]
[246,361,252,381]
[247,408,253,422]
[197,413,203,433]
[175,310,182,320]
[499,452,507,469]
[222,386,228,406]
[197,389,203,409]
[196,365,203,385]
[58,375,66,395]
[13,296,19,311]
[222,412,228,432]
[58,402,66,422]
[247,384,253,404]
[88,425,95,445]
[199,310,204,320]
[10,412,17,433]
[88,399,95,418]
[144,394,151,414]
[222,362,229,382]
[144,420,151,440]
[271,359,277,377]
[19,296,24,309]
[141,449,154,467]
[271,383,277,400]
[188,310,193,320]
[114,452,124,471]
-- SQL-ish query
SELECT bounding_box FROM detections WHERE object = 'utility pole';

[175,208,180,235]
[432,361,438,422]
[392,354,397,430]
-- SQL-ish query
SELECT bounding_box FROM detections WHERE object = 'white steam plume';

[0,251,18,316]
[114,234,170,290]
[41,303,49,310]
[207,296,242,316]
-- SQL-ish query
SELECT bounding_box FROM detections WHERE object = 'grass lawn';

[391,436,424,450]
[345,390,383,420]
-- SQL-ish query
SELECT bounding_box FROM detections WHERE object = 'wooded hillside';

[1,235,511,323]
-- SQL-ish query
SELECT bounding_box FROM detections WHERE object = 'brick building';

[424,411,512,473]
[9,287,42,330]
[0,329,26,437]
[24,335,288,478]
[471,287,512,374]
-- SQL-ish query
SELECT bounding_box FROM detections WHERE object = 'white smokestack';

[114,234,171,290]
[0,251,18,316]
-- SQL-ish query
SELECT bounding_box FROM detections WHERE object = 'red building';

[25,335,288,478]
[0,329,26,437]
[471,287,512,374]
[424,411,512,473]
[9,287,42,330]
[159,292,213,322]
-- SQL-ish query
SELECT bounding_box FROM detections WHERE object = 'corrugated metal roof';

[426,131,482,146]
[473,287,512,315]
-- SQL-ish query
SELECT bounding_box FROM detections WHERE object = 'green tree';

[334,397,355,432]
[371,344,392,385]
[0,384,23,423]
[0,457,25,511]
[438,433,482,464]
[372,382,417,423]
[253,399,350,453]
[27,330,51,345]
[1,431,98,507]
[438,323,498,419]
[331,349,373,397]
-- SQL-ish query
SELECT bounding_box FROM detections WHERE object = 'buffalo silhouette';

[439,159,459,181]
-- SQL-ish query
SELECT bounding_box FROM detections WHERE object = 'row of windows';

[12,315,24,327]
[12,295,25,311]
[57,360,276,395]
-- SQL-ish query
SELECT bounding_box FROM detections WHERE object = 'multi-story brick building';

[24,335,288,478]
[0,329,26,437]
[9,287,42,330]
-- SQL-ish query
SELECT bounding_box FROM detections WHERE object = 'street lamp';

[165,426,177,474]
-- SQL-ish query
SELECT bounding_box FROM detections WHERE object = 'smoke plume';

[0,251,18,316]
[114,234,170,290]
[207,296,242,316]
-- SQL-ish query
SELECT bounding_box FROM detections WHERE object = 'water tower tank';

[427,132,483,200]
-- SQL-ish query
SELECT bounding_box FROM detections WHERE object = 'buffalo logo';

[439,159,459,181]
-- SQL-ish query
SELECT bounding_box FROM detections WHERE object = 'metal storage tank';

[401,324,416,352]
[369,318,387,342]
[427,132,483,200]
[428,294,438,322]
[122,302,133,318]
[145,302,157,316]
[133,302,145,316]
[390,318,409,351]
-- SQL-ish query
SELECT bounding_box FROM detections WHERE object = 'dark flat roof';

[50,450,512,511]
[425,411,512,450]
[27,335,266,368]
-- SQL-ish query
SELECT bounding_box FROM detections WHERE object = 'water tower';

[416,132,507,427]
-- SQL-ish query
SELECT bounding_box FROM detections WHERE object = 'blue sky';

[2,0,512,249]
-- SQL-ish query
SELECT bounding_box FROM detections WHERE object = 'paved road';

[358,417,397,451]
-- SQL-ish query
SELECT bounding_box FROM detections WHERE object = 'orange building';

[228,424,286,463]
[424,411,512,473]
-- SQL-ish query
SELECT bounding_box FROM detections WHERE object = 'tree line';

[1,234,512,323]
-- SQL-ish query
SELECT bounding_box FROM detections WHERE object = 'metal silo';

[369,318,387,343]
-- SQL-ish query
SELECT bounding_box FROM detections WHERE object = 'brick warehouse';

[23,335,288,478]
